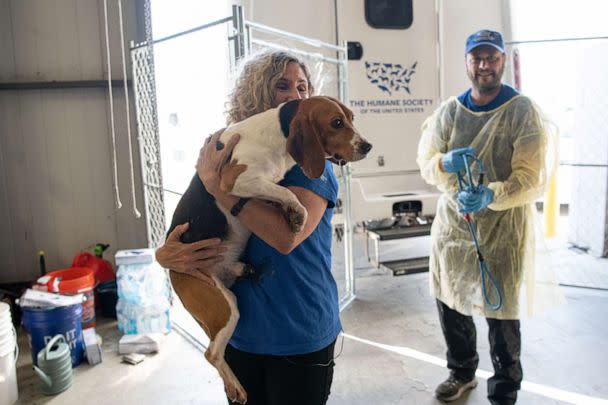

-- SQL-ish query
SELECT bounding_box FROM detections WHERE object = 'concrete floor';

[332,273,608,405]
[11,232,608,405]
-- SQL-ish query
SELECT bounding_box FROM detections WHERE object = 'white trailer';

[242,0,507,225]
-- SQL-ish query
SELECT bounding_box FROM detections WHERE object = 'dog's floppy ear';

[322,96,352,118]
[279,99,302,137]
[287,116,326,179]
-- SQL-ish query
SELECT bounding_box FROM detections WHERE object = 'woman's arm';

[198,131,328,254]
[217,186,327,254]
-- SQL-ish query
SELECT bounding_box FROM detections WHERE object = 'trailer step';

[381,257,429,276]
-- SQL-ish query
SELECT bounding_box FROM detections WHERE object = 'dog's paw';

[225,381,247,404]
[286,204,307,233]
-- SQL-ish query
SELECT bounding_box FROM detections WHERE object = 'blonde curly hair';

[226,50,315,124]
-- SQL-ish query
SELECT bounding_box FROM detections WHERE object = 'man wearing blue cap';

[417,30,557,404]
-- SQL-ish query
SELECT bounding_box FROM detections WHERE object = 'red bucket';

[37,267,96,329]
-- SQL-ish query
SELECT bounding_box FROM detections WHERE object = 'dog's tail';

[242,262,255,277]
[239,256,274,283]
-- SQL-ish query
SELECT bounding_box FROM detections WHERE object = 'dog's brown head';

[281,96,372,178]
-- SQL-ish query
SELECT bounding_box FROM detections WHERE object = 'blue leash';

[456,153,503,311]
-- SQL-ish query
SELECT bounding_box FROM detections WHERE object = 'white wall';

[439,0,508,100]
[240,0,336,44]
[0,0,147,283]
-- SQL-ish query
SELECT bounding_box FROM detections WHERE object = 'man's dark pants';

[437,299,522,404]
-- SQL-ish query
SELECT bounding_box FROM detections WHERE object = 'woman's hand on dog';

[197,128,240,198]
[155,222,225,287]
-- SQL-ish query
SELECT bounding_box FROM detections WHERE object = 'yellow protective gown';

[417,95,557,319]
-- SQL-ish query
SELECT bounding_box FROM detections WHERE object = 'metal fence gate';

[505,36,608,258]
[130,5,358,310]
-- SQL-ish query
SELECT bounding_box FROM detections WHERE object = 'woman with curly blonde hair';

[157,50,339,405]
[226,50,316,124]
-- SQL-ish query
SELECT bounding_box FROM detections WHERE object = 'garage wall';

[0,0,148,283]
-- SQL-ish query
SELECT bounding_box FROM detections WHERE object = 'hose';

[457,153,503,311]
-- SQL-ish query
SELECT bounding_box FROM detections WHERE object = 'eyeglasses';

[468,55,501,66]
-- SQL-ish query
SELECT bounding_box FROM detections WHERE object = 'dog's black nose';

[360,142,372,154]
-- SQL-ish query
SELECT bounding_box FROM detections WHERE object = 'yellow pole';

[544,173,558,237]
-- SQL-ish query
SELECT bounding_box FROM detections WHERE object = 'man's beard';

[468,65,504,95]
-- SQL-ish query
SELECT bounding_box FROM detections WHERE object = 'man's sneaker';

[435,375,478,402]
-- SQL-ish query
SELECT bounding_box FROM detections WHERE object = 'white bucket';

[0,302,18,405]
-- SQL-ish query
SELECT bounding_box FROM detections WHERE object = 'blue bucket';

[21,304,84,367]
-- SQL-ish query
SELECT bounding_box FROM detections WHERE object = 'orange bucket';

[37,267,96,329]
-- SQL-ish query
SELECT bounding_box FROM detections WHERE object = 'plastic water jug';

[33,334,73,395]
[115,249,171,334]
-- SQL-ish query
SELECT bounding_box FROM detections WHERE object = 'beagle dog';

[167,96,371,403]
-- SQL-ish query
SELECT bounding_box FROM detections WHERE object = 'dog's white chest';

[221,109,295,183]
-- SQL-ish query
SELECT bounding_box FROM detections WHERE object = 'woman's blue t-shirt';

[229,160,341,356]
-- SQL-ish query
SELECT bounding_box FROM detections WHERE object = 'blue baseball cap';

[465,29,504,54]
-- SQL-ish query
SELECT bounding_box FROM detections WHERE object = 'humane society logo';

[349,60,433,115]
[365,61,417,95]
